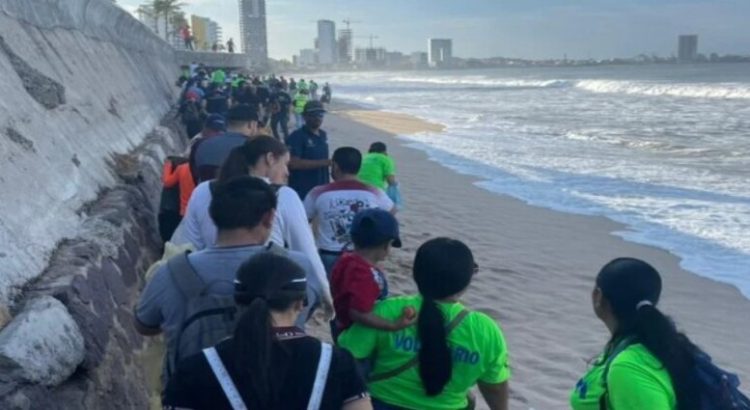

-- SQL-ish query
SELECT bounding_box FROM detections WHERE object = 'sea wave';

[390,76,571,89]
[575,80,750,99]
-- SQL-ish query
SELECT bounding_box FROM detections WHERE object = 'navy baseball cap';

[303,100,326,115]
[204,114,226,131]
[350,209,402,248]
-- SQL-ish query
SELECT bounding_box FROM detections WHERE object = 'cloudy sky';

[117,0,750,60]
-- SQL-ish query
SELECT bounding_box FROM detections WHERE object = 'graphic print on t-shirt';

[323,197,371,249]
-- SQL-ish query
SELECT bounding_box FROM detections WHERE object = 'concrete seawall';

[0,0,185,407]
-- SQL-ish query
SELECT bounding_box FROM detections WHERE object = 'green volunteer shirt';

[570,343,676,410]
[358,153,396,190]
[338,295,510,410]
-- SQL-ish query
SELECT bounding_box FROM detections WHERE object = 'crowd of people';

[136,66,750,410]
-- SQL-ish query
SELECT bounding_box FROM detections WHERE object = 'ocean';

[322,63,750,298]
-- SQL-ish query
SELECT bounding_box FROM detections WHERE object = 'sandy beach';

[309,103,750,409]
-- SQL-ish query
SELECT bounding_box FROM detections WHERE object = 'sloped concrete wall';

[0,0,184,407]
[0,0,177,306]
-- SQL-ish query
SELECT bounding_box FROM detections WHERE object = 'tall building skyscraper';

[191,15,222,51]
[317,20,337,66]
[678,35,698,62]
[239,0,268,67]
[338,29,353,63]
[428,38,453,68]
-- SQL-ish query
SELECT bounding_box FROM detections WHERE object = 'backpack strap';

[203,347,248,410]
[307,343,333,410]
[166,251,205,301]
[368,309,470,383]
[599,336,637,410]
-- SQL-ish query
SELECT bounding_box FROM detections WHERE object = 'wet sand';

[308,103,750,409]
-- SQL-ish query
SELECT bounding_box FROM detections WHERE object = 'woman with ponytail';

[163,252,371,410]
[571,257,701,410]
[339,237,510,410]
[181,135,334,321]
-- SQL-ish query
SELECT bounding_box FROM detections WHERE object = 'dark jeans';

[271,113,289,140]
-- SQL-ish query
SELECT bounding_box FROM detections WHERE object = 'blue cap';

[350,209,401,248]
[205,114,226,131]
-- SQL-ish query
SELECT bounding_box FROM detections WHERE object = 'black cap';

[350,209,402,248]
[303,100,326,115]
[228,104,258,122]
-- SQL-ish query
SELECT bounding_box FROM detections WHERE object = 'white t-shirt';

[180,180,332,304]
[304,180,395,252]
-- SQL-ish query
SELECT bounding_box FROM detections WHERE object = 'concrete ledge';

[175,50,251,70]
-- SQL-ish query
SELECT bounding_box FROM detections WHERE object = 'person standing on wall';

[227,38,235,53]
[286,101,331,199]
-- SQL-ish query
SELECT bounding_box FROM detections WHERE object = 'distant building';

[355,47,386,67]
[338,29,353,63]
[317,20,337,66]
[678,35,698,62]
[298,49,318,67]
[410,52,428,69]
[239,0,269,68]
[191,15,222,51]
[428,38,453,68]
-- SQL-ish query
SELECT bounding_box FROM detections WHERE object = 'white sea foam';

[327,65,750,298]
[575,79,750,99]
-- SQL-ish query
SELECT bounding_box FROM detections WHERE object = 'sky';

[117,0,750,60]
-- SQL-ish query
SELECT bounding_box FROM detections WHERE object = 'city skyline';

[117,0,750,61]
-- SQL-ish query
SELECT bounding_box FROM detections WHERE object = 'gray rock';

[0,296,84,386]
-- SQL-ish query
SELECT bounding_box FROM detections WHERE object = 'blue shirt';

[286,127,330,199]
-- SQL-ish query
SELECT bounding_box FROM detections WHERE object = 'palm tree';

[136,3,157,34]
[152,0,185,43]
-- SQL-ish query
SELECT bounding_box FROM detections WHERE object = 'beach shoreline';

[314,102,750,409]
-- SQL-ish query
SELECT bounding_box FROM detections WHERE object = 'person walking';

[269,82,292,141]
[162,252,371,410]
[287,101,331,199]
[338,238,511,410]
[304,147,394,275]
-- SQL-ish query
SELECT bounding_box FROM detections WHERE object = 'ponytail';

[217,147,250,183]
[233,298,275,408]
[598,258,700,410]
[412,238,475,397]
[622,305,699,410]
[231,252,307,408]
[417,297,452,396]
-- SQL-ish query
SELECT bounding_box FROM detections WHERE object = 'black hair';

[332,147,362,175]
[208,176,277,231]
[217,136,288,184]
[369,142,387,154]
[597,258,699,410]
[412,238,474,396]
[232,253,307,409]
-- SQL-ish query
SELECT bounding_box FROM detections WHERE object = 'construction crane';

[341,19,362,30]
[354,35,379,49]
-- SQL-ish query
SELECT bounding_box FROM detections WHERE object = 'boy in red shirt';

[331,209,415,339]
